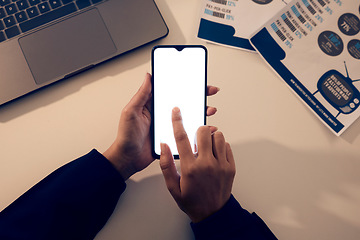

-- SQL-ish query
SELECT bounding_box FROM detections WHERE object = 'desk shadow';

[0,0,185,123]
[95,175,194,240]
[231,140,360,240]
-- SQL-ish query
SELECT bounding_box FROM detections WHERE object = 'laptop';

[0,0,168,105]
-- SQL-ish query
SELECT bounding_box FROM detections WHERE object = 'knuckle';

[231,168,236,177]
[121,106,136,119]
[199,161,216,175]
[225,142,231,149]
[213,131,225,140]
[175,130,189,142]
[183,167,196,179]
[228,165,236,177]
[121,106,130,115]
[159,159,172,171]
[219,164,227,174]
[197,125,211,135]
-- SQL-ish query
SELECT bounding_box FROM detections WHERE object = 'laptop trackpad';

[19,9,117,85]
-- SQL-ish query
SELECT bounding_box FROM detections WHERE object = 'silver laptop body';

[0,0,168,105]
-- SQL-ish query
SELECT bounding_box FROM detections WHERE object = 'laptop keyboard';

[0,0,106,43]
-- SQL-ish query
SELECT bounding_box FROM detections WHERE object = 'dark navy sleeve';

[0,149,126,240]
[191,195,277,240]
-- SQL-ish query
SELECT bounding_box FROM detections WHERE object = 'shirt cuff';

[190,195,277,240]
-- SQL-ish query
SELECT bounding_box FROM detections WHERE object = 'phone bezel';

[151,45,208,159]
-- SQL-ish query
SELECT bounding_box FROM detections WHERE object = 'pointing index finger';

[172,107,194,161]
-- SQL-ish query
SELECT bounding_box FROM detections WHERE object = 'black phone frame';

[150,45,208,159]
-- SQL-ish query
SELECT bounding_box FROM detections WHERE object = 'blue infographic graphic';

[338,13,360,36]
[251,0,360,135]
[348,39,360,59]
[314,62,360,117]
[318,31,344,56]
[198,0,288,51]
[252,0,273,5]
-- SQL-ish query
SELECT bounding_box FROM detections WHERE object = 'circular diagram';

[338,13,360,36]
[318,31,344,56]
[348,39,360,59]
[252,0,273,5]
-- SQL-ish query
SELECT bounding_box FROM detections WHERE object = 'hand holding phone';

[151,45,207,159]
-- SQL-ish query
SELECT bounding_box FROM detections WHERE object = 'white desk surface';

[1,0,360,239]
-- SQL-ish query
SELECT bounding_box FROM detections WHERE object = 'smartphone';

[151,45,207,159]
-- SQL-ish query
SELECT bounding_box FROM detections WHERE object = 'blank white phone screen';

[153,47,206,156]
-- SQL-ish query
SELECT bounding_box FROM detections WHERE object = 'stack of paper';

[198,0,360,135]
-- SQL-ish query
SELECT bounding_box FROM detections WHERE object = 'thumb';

[159,143,181,200]
[128,73,152,109]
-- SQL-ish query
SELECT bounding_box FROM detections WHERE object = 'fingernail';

[173,107,181,116]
